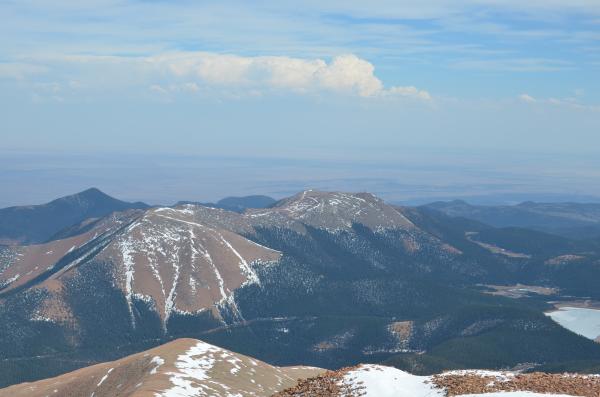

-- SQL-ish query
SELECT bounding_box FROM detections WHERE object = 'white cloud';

[149,84,169,95]
[313,55,383,97]
[518,92,600,111]
[519,93,536,103]
[149,52,428,99]
[388,86,432,100]
[23,52,429,101]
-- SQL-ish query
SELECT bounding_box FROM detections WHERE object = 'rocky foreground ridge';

[277,365,600,397]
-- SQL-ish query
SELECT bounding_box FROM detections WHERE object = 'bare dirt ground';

[482,284,558,299]
[272,366,363,397]
[464,232,531,258]
[433,372,600,397]
[549,300,600,310]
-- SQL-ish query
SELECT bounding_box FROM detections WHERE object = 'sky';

[1,1,599,206]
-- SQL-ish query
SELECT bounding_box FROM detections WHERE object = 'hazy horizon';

[2,148,599,208]
[2,1,599,207]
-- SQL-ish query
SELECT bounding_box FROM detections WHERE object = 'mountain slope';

[0,188,149,245]
[403,206,600,297]
[0,338,323,397]
[425,200,600,239]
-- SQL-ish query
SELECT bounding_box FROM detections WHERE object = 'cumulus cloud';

[149,52,429,99]
[9,52,430,101]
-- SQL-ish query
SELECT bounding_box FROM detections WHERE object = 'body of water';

[546,307,600,340]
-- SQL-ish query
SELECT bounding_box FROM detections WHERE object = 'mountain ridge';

[425,200,600,239]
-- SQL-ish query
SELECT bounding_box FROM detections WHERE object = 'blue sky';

[1,1,599,205]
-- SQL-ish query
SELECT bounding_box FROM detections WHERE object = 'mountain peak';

[49,188,115,205]
[81,187,104,195]
[263,190,413,231]
[0,189,149,245]
[276,189,377,205]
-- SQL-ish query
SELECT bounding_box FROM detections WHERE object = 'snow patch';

[4,273,20,285]
[118,238,137,328]
[341,364,443,397]
[216,231,259,286]
[96,368,114,387]
[150,356,165,375]
[156,341,223,397]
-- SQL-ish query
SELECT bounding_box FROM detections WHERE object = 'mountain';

[1,190,600,388]
[177,195,277,213]
[0,205,280,325]
[0,188,149,245]
[425,200,600,239]
[0,338,323,397]
[3,339,598,397]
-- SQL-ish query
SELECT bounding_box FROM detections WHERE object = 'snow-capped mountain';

[248,190,415,232]
[100,207,280,326]
[0,205,280,327]
[0,338,322,397]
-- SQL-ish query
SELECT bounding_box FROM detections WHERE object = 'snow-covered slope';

[342,364,442,396]
[340,366,588,397]
[97,207,280,326]
[0,338,323,397]
[248,190,414,232]
[0,210,141,294]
